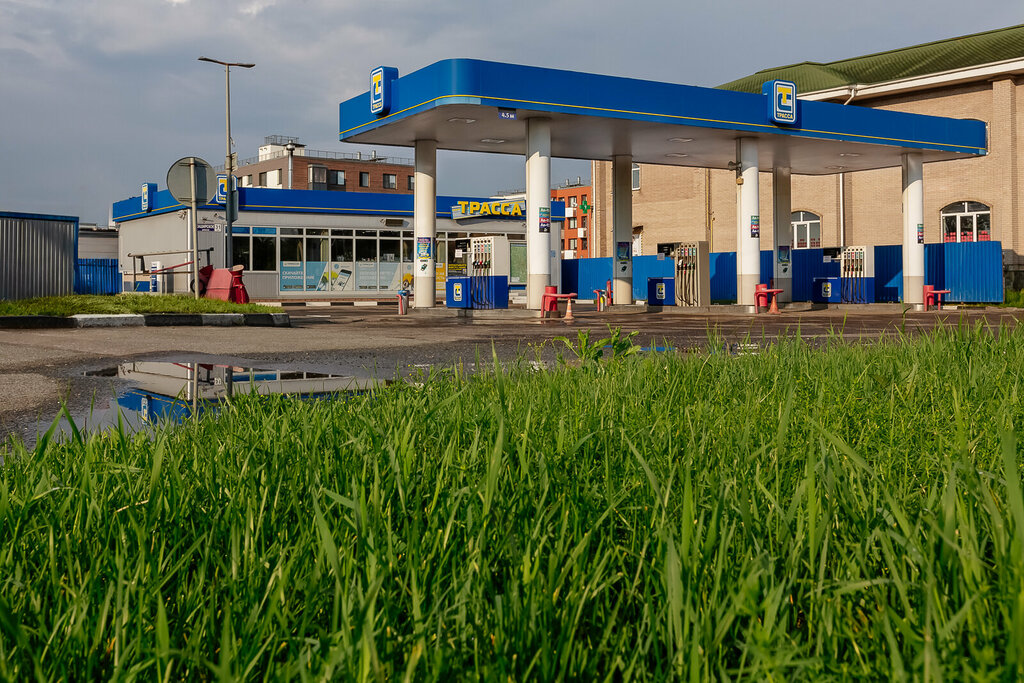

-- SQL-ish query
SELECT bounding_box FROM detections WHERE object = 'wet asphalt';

[1,304,1021,446]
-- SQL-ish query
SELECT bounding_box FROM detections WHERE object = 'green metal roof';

[719,24,1024,93]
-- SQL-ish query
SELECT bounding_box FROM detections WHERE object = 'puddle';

[20,361,388,447]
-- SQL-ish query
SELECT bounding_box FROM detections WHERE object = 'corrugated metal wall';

[561,241,1003,305]
[0,212,77,300]
[75,258,122,295]
[631,255,674,300]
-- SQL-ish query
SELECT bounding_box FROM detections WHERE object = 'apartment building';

[235,135,415,194]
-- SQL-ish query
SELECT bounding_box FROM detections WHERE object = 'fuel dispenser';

[839,246,875,304]
[467,235,509,309]
[674,241,710,306]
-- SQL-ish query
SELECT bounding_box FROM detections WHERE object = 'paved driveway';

[2,306,1020,445]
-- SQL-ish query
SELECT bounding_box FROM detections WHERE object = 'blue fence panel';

[564,257,613,298]
[790,249,840,301]
[759,250,773,287]
[632,255,675,300]
[709,252,736,302]
[873,245,903,302]
[75,258,122,295]
[935,241,1003,303]
[560,258,579,295]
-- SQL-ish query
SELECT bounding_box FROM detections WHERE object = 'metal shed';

[0,211,79,300]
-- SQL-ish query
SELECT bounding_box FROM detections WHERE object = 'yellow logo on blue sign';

[764,80,797,125]
[370,66,398,116]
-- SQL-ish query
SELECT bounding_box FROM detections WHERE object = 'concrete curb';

[0,312,291,329]
[73,314,145,327]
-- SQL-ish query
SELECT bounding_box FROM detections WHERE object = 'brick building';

[592,24,1024,286]
[550,181,592,258]
[235,135,415,195]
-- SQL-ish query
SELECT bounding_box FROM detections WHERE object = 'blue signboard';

[370,66,399,116]
[141,183,156,212]
[764,80,798,125]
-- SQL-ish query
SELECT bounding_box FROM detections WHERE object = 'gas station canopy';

[339,59,987,175]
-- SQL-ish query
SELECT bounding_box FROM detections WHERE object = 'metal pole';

[224,64,233,269]
[190,157,200,300]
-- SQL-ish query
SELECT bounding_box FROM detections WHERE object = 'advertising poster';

[917,223,925,244]
[356,262,378,290]
[750,215,760,238]
[379,262,401,290]
[616,242,631,260]
[330,263,353,291]
[280,261,304,291]
[417,237,432,259]
[778,245,791,264]
[539,207,551,233]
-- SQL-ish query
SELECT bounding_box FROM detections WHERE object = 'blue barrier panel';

[791,249,840,302]
[709,252,736,302]
[934,241,1003,303]
[632,255,675,300]
[561,258,579,294]
[571,257,613,298]
[873,245,903,303]
[760,250,773,287]
[75,258,122,295]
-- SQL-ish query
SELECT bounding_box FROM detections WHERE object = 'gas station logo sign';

[764,80,798,125]
[370,66,398,116]
[452,200,525,219]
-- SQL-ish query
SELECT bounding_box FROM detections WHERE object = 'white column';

[736,138,760,306]
[772,167,792,302]
[612,155,633,305]
[902,153,925,305]
[413,139,437,308]
[526,118,551,309]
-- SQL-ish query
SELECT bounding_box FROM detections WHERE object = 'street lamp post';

[198,56,254,269]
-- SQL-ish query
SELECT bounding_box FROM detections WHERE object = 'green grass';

[2,324,1024,679]
[1001,289,1024,308]
[0,293,282,316]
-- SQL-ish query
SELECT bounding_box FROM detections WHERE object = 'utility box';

[674,241,710,306]
[445,277,471,308]
[812,276,841,303]
[647,277,675,305]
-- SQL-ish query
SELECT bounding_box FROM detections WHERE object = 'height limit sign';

[538,206,551,233]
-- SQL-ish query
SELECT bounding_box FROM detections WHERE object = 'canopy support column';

[902,153,925,305]
[526,118,552,310]
[736,138,760,307]
[612,155,633,305]
[413,139,437,308]
[772,167,792,302]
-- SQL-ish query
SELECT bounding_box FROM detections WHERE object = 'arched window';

[791,211,821,249]
[941,201,990,242]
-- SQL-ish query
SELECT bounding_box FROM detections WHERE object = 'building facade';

[592,24,1024,287]
[235,135,416,195]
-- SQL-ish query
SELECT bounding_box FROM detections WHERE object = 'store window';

[631,163,640,191]
[359,172,370,187]
[383,174,397,189]
[941,201,991,243]
[791,211,821,249]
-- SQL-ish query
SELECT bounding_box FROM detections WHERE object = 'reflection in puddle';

[44,361,389,443]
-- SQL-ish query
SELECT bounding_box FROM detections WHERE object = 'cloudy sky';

[1,1,1019,224]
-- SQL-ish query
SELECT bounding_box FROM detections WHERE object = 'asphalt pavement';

[1,303,1020,446]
